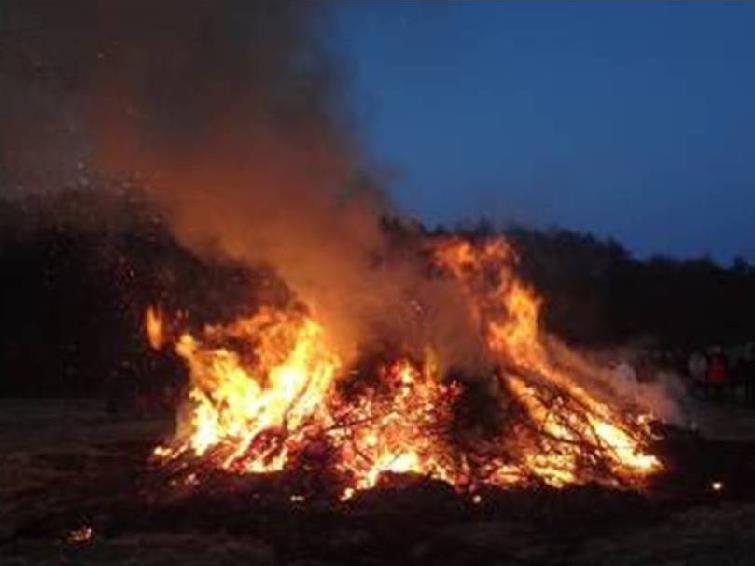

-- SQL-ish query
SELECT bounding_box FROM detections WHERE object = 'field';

[2,399,755,565]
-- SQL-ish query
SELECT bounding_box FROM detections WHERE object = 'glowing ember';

[67,525,94,544]
[151,235,662,494]
[145,305,164,350]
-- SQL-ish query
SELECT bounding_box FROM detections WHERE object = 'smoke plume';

[0,0,487,369]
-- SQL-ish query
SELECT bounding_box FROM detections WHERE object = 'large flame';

[151,235,661,494]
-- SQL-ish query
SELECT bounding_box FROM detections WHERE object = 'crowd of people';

[685,344,755,403]
[611,343,755,406]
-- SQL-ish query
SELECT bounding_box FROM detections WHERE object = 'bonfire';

[147,234,661,498]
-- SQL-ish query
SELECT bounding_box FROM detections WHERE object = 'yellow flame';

[433,237,661,486]
[169,308,341,472]
[153,235,662,493]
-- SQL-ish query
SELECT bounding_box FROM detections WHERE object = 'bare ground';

[2,399,755,565]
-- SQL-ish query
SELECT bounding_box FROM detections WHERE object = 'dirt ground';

[2,399,755,565]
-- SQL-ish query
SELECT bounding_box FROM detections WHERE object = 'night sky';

[334,2,755,262]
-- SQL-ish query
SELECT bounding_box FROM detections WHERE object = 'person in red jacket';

[706,347,728,401]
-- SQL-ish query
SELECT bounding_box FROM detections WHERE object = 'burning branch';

[149,234,661,495]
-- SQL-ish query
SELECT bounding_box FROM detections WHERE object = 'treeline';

[505,226,755,349]
[0,189,278,397]
[1,190,753,397]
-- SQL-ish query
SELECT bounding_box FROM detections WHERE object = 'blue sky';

[333,2,755,262]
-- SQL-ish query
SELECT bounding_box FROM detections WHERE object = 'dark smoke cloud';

[1,2,352,186]
[0,1,96,190]
[0,0,488,370]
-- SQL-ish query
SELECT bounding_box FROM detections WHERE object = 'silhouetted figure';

[688,350,708,398]
[635,354,654,384]
[706,347,728,401]
[742,345,755,405]
[614,359,638,400]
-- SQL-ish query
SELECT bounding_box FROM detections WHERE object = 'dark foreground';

[2,400,755,565]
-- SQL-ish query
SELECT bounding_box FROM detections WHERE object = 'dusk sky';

[334,2,755,262]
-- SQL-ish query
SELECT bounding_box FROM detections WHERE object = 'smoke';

[0,0,485,368]
[546,341,687,425]
[0,1,94,191]
[1,2,686,442]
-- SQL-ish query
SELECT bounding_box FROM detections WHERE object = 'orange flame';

[145,305,164,350]
[151,235,661,493]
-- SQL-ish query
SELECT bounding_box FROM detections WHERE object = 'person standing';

[615,359,638,401]
[688,350,708,398]
[743,344,755,405]
[707,347,728,401]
